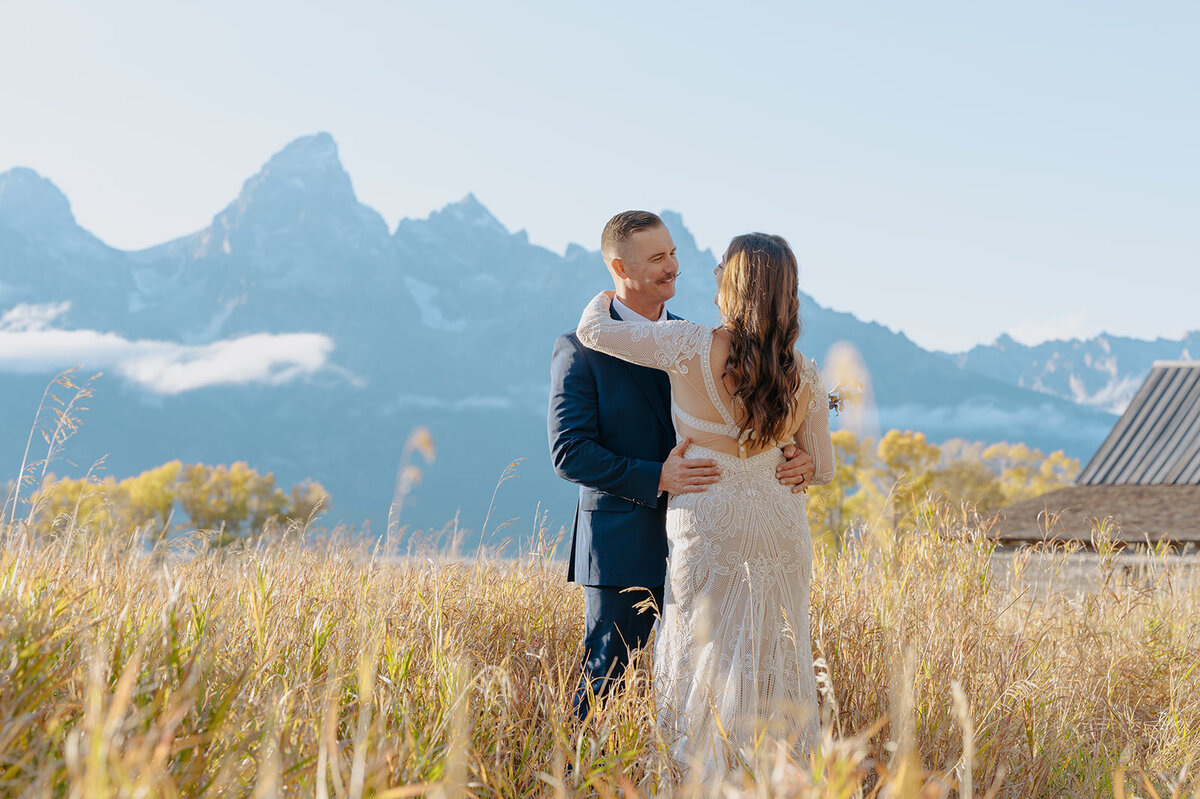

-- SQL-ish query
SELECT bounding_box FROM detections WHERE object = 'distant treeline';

[11,430,1075,549]
[808,431,1079,544]
[20,462,329,545]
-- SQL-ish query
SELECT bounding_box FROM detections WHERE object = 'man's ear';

[609,258,628,279]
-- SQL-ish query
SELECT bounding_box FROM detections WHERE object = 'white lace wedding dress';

[576,292,836,780]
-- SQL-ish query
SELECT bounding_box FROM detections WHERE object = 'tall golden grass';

[2,499,1199,797]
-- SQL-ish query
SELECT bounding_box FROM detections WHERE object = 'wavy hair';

[716,233,804,444]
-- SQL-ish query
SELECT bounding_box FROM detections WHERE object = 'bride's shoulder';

[705,325,730,352]
[794,350,824,384]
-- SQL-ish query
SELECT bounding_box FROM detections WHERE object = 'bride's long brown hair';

[717,233,803,444]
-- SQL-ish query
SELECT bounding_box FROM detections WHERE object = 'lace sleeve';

[796,357,836,485]
[576,292,708,376]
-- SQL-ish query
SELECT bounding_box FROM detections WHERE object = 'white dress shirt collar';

[612,296,665,324]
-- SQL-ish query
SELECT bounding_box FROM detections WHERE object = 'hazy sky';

[2,1,1197,352]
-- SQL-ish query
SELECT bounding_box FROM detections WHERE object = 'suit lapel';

[610,303,674,433]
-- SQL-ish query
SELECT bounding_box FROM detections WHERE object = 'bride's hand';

[777,443,815,494]
[602,290,616,300]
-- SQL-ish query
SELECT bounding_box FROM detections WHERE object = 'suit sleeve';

[548,334,663,507]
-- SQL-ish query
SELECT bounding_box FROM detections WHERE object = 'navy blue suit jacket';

[548,304,679,588]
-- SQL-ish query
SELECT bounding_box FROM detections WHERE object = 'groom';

[548,210,816,720]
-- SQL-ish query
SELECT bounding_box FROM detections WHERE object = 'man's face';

[612,225,679,304]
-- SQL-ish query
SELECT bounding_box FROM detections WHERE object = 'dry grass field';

[2,502,1200,797]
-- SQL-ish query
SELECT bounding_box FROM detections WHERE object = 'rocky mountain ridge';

[2,132,1182,539]
[947,332,1197,414]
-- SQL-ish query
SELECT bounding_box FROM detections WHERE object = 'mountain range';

[1,133,1194,544]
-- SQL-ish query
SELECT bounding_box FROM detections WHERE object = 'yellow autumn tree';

[120,461,183,531]
[22,461,330,544]
[929,460,1006,514]
[807,430,879,547]
[805,430,1080,543]
[983,442,1080,504]
[175,462,331,543]
[287,480,331,525]
[875,430,942,527]
[26,474,122,537]
[176,462,281,537]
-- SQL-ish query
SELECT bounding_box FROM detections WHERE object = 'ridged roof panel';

[1078,363,1200,485]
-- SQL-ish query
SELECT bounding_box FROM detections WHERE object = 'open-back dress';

[576,291,836,778]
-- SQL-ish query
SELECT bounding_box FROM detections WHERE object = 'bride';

[575,232,835,780]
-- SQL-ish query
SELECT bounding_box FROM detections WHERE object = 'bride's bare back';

[576,292,832,466]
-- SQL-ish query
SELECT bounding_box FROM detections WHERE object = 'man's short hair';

[600,210,664,262]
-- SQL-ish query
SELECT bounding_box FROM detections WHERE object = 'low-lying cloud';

[0,303,334,395]
[875,401,1115,453]
[1,300,72,332]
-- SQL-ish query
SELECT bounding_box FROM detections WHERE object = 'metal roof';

[1078,362,1200,486]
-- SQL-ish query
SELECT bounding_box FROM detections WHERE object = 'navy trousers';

[575,583,665,720]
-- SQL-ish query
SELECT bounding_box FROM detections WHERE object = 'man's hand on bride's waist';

[658,438,721,495]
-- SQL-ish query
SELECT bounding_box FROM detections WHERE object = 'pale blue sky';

[2,1,1197,352]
